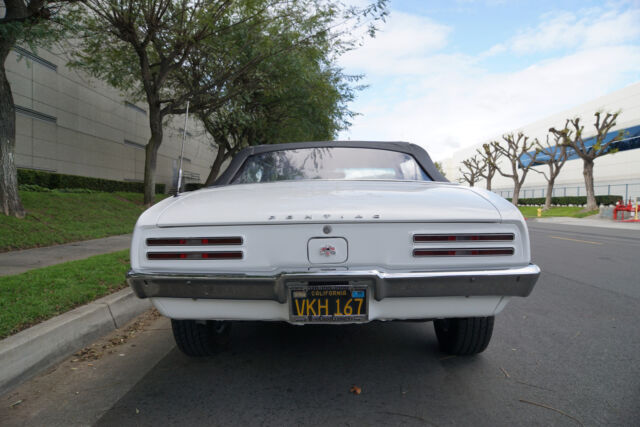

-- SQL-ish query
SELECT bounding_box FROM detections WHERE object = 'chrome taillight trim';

[413,233,514,243]
[147,251,243,260]
[146,237,243,246]
[413,248,514,257]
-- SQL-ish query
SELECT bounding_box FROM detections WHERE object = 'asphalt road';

[2,222,639,426]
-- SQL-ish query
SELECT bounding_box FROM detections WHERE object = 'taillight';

[146,252,188,259]
[413,248,514,257]
[412,232,515,257]
[147,251,243,260]
[146,238,187,245]
[146,237,243,246]
[413,234,514,242]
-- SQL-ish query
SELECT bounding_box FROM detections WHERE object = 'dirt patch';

[112,194,143,206]
[72,309,161,362]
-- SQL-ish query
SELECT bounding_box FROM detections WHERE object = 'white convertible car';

[127,141,539,357]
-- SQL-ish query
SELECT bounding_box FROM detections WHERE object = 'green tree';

[434,161,446,179]
[1,0,79,217]
[71,0,387,206]
[71,0,241,206]
[197,31,362,184]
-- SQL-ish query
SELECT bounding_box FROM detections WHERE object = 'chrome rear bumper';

[127,264,540,302]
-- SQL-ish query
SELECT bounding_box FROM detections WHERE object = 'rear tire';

[171,319,231,357]
[433,316,494,355]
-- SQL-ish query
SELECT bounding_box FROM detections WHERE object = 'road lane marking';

[550,236,602,245]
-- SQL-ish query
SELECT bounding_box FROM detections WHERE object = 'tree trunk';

[0,44,25,218]
[143,105,163,207]
[582,158,597,211]
[205,144,227,186]
[486,175,492,191]
[511,181,521,206]
[544,178,554,211]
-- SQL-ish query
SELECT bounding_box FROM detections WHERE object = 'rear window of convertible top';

[231,147,431,184]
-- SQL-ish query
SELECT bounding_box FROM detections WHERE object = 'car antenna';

[175,100,190,197]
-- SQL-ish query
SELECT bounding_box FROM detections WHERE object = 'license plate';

[289,283,368,323]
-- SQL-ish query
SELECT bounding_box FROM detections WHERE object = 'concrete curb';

[0,288,151,396]
[526,216,640,230]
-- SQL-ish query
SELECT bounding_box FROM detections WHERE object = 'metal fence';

[493,181,640,202]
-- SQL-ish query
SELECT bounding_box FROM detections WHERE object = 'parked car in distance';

[127,141,540,357]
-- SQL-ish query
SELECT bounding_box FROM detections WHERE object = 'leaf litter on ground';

[72,309,161,362]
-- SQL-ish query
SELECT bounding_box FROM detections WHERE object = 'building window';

[125,101,147,115]
[519,124,640,167]
[17,166,57,173]
[15,106,57,123]
[183,171,200,182]
[12,46,57,71]
[124,139,145,150]
[178,128,193,137]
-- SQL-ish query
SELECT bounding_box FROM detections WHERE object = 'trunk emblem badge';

[320,245,336,257]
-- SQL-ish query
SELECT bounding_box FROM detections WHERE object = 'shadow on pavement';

[96,321,502,426]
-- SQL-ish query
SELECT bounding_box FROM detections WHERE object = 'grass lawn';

[519,206,599,218]
[0,250,130,339]
[0,191,166,252]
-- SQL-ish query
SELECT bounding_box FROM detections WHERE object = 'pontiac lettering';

[266,214,381,221]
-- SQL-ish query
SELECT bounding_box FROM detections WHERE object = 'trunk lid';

[155,180,501,227]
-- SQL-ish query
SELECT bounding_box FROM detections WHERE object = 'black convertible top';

[213,141,448,185]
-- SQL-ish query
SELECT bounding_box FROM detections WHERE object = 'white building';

[441,82,640,201]
[7,38,640,199]
[6,45,217,190]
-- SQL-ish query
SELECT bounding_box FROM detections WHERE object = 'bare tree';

[458,155,484,187]
[489,133,539,206]
[549,112,624,211]
[477,143,501,191]
[530,133,569,211]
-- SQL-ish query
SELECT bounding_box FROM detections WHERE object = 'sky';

[337,0,640,161]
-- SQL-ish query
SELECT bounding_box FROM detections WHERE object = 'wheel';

[433,316,494,355]
[171,319,231,357]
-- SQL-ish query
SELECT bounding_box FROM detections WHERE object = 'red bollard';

[614,200,636,220]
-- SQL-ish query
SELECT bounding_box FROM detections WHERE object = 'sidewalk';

[527,216,640,230]
[0,233,150,396]
[0,234,132,277]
